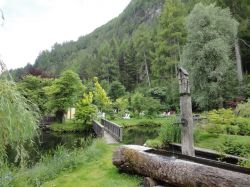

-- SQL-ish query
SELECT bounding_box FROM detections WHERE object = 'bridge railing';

[101,118,123,142]
[93,120,104,138]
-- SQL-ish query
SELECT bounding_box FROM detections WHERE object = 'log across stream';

[113,145,250,187]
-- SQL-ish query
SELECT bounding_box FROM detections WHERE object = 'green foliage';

[235,117,250,136]
[48,121,85,132]
[45,70,83,122]
[222,137,249,157]
[9,139,95,187]
[208,108,236,124]
[93,77,111,112]
[143,96,162,118]
[182,3,238,110]
[153,0,186,82]
[75,92,97,130]
[2,139,141,187]
[202,108,250,135]
[112,117,170,127]
[154,116,181,145]
[130,92,162,117]
[0,79,39,167]
[145,138,163,148]
[131,92,145,115]
[108,81,126,101]
[113,96,129,114]
[235,99,250,117]
[17,75,52,115]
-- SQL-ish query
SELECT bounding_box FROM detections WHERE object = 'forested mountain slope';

[31,0,164,80]
[11,0,250,97]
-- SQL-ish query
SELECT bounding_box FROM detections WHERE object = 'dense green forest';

[10,0,250,111]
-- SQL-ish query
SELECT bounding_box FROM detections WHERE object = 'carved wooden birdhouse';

[177,67,190,94]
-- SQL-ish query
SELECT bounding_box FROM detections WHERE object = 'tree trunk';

[235,38,243,82]
[113,145,250,187]
[144,51,151,88]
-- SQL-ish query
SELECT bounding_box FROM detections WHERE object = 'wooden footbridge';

[93,119,123,144]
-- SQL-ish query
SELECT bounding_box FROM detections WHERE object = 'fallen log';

[113,145,250,187]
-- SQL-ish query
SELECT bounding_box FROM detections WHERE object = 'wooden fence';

[93,120,104,137]
[101,118,123,142]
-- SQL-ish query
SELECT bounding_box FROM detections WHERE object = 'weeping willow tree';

[0,60,39,167]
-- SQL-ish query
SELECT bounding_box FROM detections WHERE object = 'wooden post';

[177,67,195,156]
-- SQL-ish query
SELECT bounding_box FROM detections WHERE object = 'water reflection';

[122,126,159,145]
[7,130,90,166]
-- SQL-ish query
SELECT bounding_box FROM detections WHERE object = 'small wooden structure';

[177,66,195,156]
[101,118,123,142]
[93,120,104,137]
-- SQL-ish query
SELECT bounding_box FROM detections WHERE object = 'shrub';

[204,123,226,134]
[75,92,97,131]
[159,124,181,145]
[145,138,163,148]
[225,125,240,135]
[235,117,250,136]
[235,99,250,118]
[222,137,249,157]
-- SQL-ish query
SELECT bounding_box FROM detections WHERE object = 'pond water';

[122,126,160,145]
[7,130,91,166]
[7,126,160,166]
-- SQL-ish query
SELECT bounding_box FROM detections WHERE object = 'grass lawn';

[112,116,175,127]
[195,132,250,151]
[43,143,141,187]
[49,120,84,132]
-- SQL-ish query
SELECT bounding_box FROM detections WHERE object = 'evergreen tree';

[152,0,186,82]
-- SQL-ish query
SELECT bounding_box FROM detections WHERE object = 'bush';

[225,125,240,135]
[145,138,163,148]
[75,92,97,131]
[204,123,226,134]
[159,123,181,145]
[235,99,250,118]
[222,137,249,157]
[235,117,250,136]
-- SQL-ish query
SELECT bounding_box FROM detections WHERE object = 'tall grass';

[0,139,108,187]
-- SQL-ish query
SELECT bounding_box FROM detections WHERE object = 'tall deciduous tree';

[75,92,96,129]
[182,3,238,110]
[93,77,111,112]
[45,70,83,122]
[17,75,52,115]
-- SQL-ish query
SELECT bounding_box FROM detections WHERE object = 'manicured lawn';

[112,116,175,127]
[43,143,141,187]
[49,120,84,132]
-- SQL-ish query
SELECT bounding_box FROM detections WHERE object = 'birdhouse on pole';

[177,67,190,95]
[177,66,195,156]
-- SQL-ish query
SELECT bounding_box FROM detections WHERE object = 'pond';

[7,130,91,166]
[7,125,160,166]
[122,126,160,145]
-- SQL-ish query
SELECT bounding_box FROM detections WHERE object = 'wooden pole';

[177,67,195,156]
